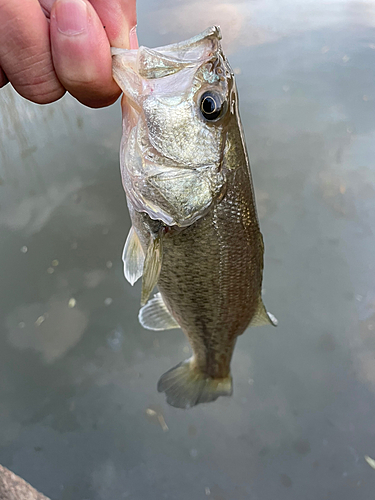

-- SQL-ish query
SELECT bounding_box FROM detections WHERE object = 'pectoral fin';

[249,300,278,327]
[139,293,179,330]
[122,226,145,286]
[141,235,163,306]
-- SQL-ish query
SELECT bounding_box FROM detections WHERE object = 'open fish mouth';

[111,26,223,79]
[111,26,233,228]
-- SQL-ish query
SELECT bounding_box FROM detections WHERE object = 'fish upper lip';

[111,26,223,69]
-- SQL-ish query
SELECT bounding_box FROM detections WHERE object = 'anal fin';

[139,293,179,331]
[122,226,145,285]
[249,300,278,327]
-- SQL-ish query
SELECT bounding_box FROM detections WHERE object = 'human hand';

[0,0,137,107]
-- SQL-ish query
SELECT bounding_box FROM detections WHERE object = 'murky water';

[1,0,375,498]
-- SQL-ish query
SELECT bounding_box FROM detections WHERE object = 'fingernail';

[54,0,88,36]
[129,25,139,50]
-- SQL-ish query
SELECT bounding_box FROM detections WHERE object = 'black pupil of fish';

[203,96,216,114]
[200,93,222,120]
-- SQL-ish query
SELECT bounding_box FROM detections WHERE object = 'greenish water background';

[1,0,375,498]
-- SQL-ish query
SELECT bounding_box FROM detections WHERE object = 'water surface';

[1,1,375,498]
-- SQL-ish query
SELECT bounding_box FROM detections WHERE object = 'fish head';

[112,27,236,226]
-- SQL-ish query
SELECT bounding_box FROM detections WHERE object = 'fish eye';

[199,91,225,121]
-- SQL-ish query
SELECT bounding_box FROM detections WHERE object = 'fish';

[111,26,277,409]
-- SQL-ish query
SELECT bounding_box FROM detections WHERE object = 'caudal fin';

[157,358,233,409]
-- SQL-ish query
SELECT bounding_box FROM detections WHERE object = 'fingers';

[0,68,8,88]
[38,0,55,16]
[0,0,65,104]
[50,0,136,107]
[0,0,137,107]
[89,0,137,48]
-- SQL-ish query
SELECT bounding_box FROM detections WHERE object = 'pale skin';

[0,0,137,108]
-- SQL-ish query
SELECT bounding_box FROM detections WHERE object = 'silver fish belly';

[112,26,277,409]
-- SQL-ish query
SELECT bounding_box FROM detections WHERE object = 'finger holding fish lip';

[0,0,136,105]
[41,0,137,46]
[50,0,119,107]
[50,0,137,108]
[40,0,137,48]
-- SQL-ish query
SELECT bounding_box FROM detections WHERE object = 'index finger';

[89,0,137,48]
[50,0,136,108]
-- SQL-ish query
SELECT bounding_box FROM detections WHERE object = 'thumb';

[50,0,120,108]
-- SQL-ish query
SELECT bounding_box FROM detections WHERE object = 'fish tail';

[157,357,233,409]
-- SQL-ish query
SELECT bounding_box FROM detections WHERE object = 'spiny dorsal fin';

[122,226,145,286]
[138,293,179,331]
[141,234,163,306]
[249,300,278,327]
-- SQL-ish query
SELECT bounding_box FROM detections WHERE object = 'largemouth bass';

[112,26,277,409]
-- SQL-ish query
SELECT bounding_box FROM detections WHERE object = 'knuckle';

[9,51,65,103]
[23,85,66,105]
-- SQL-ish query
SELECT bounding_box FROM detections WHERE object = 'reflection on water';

[1,0,375,498]
[6,296,88,364]
[148,0,375,52]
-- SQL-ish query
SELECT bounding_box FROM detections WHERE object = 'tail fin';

[157,358,233,409]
